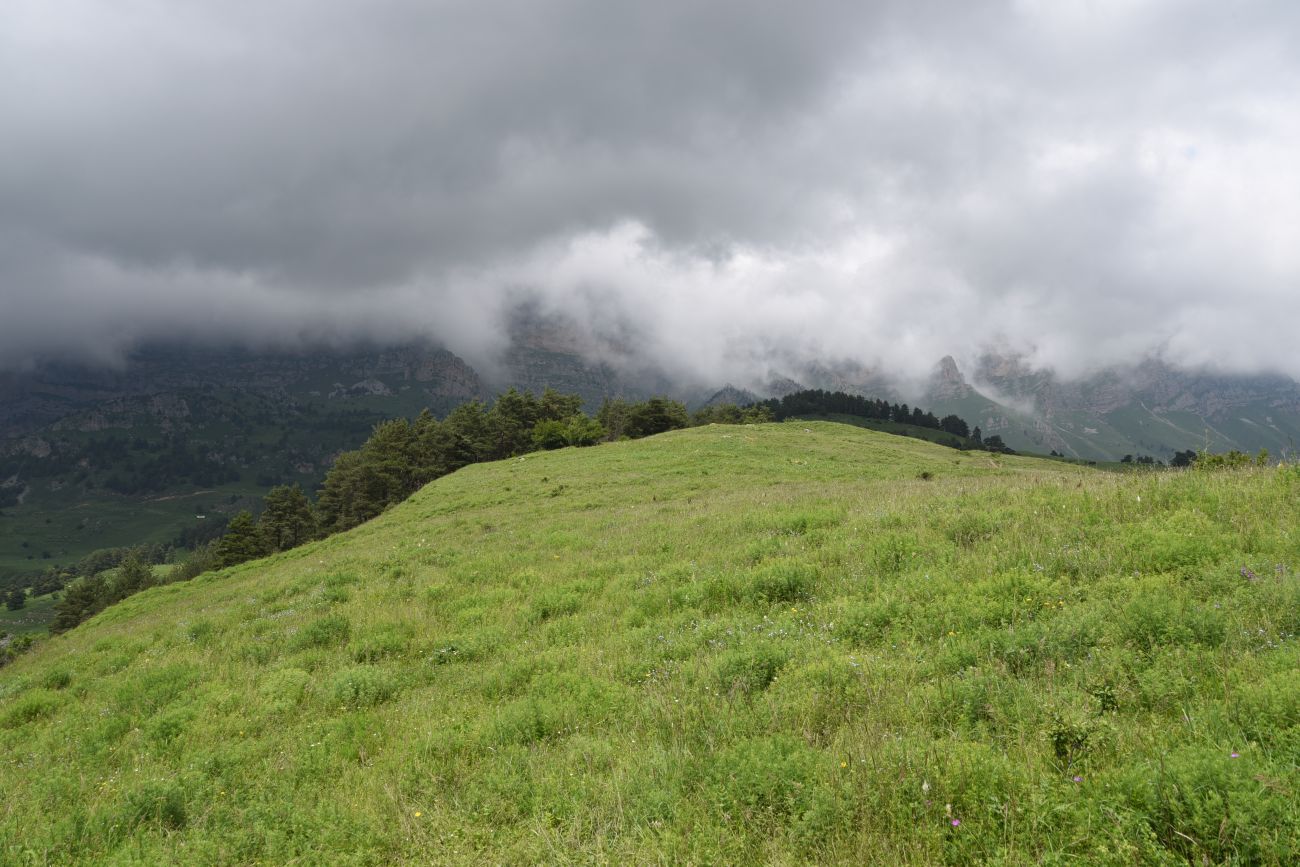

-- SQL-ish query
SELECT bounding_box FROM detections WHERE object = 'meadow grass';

[1,421,1297,864]
[0,593,60,638]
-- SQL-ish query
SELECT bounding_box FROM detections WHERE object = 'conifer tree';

[214,511,269,568]
[259,485,317,552]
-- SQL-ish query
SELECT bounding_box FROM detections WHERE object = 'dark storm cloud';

[3,0,1299,381]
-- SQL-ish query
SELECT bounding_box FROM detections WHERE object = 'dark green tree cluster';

[50,552,158,633]
[596,397,690,440]
[260,484,318,551]
[213,484,318,567]
[0,542,175,599]
[980,434,1015,455]
[316,388,603,534]
[1120,454,1163,466]
[1193,448,1269,470]
[690,403,775,426]
[757,390,975,447]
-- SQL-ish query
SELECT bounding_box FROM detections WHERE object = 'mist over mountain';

[5,315,1300,465]
[4,1,1300,385]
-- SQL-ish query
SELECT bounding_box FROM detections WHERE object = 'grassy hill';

[794,413,970,449]
[2,422,1298,864]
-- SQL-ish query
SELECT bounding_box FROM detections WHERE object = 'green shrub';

[41,668,73,690]
[750,562,816,604]
[706,735,827,824]
[292,614,351,650]
[349,625,410,662]
[946,513,997,549]
[489,697,565,745]
[1129,511,1219,572]
[931,671,1003,733]
[1,689,62,729]
[1119,747,1298,864]
[145,706,194,745]
[486,671,631,744]
[837,597,902,645]
[529,586,583,623]
[1232,672,1300,744]
[329,665,397,708]
[714,644,790,697]
[185,619,215,644]
[767,654,867,737]
[258,667,314,712]
[770,508,841,536]
[113,663,198,714]
[871,532,918,574]
[113,780,188,834]
[1119,596,1225,652]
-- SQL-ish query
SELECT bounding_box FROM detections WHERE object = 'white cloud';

[2,0,1299,380]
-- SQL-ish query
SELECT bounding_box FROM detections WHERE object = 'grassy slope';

[2,422,1299,865]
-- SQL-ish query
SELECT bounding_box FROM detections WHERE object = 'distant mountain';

[0,343,483,438]
[495,308,672,408]
[921,352,1300,461]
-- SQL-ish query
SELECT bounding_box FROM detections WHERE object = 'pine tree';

[214,511,269,568]
[51,576,107,633]
[4,587,25,611]
[109,553,154,602]
[259,485,317,552]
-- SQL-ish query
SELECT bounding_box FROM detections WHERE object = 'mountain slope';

[3,423,1298,864]
[0,344,486,583]
[924,353,1300,462]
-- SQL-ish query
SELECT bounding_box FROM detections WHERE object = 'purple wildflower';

[1230,751,1240,758]
[1072,775,1083,783]
[951,819,961,827]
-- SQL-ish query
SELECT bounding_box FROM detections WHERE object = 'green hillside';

[2,423,1298,864]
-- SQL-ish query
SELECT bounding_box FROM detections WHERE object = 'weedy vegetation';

[1,422,1297,864]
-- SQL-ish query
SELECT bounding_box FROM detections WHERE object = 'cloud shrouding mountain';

[3,0,1299,383]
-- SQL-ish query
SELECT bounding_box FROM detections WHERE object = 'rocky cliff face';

[973,351,1300,421]
[926,351,1300,460]
[929,356,974,401]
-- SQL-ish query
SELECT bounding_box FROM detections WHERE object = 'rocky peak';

[702,384,759,407]
[928,356,973,400]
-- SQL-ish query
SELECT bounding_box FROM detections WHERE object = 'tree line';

[208,389,708,565]
[756,390,1013,452]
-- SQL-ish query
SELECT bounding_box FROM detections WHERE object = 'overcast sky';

[3,0,1299,382]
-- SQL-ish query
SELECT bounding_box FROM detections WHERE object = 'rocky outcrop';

[928,356,974,401]
[702,385,760,407]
